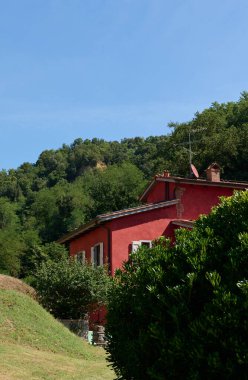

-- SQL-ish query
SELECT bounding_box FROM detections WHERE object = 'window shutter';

[91,247,94,266]
[99,242,104,266]
[81,251,86,264]
[132,241,141,252]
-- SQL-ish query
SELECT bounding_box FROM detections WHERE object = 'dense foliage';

[0,92,247,278]
[106,191,248,380]
[35,258,110,319]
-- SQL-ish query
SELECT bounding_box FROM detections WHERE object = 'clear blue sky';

[1,0,248,170]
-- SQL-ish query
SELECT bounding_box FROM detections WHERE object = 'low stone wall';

[59,318,89,340]
[59,317,106,346]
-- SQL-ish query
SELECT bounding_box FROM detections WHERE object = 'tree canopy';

[35,258,110,319]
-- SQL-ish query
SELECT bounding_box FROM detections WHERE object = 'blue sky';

[1,0,248,169]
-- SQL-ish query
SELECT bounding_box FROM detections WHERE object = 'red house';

[58,163,248,275]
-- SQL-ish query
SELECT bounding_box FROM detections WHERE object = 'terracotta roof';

[57,199,179,244]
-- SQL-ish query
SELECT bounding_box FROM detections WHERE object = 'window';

[75,251,86,264]
[141,241,152,248]
[131,240,152,252]
[91,243,103,267]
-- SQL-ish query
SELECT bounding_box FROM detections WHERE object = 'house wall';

[146,181,173,203]
[146,180,236,219]
[177,184,234,219]
[69,226,109,265]
[109,205,177,275]
[69,204,177,274]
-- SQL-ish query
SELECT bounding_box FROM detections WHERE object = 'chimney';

[163,170,170,177]
[205,163,221,182]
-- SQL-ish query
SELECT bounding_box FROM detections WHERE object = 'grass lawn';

[0,290,114,380]
[0,342,113,380]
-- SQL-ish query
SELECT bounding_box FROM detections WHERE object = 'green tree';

[0,229,24,276]
[20,239,68,280]
[35,258,110,319]
[30,181,92,242]
[0,198,24,276]
[36,149,69,186]
[67,138,105,180]
[168,94,248,179]
[81,162,146,218]
[106,191,248,380]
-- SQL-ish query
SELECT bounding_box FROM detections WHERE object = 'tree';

[35,258,110,319]
[0,197,24,276]
[0,228,24,276]
[29,181,92,242]
[80,162,146,218]
[20,240,68,280]
[106,191,248,379]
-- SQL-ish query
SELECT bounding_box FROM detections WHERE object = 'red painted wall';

[69,204,177,274]
[109,205,177,274]
[146,180,237,218]
[70,226,109,264]
[178,184,234,219]
[146,181,174,203]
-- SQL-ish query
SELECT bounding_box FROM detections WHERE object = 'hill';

[0,289,113,379]
[0,92,248,278]
[0,274,36,298]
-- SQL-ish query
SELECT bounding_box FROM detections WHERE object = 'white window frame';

[74,250,86,264]
[131,240,152,252]
[91,242,104,267]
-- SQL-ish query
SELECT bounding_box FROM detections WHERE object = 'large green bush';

[106,191,248,379]
[35,258,110,319]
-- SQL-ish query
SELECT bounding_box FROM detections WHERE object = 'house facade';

[58,163,248,275]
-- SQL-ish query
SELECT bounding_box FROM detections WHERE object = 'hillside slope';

[0,290,113,379]
[0,274,36,298]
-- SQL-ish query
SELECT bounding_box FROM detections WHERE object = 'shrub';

[106,191,248,379]
[35,258,110,319]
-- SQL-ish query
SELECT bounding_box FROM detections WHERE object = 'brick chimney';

[205,163,221,182]
[163,170,170,177]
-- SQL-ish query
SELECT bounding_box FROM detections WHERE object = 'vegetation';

[35,259,110,318]
[0,92,247,278]
[106,191,248,380]
[0,289,114,379]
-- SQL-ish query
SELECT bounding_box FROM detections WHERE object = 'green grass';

[0,290,114,379]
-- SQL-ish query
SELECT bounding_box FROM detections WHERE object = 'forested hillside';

[0,93,247,278]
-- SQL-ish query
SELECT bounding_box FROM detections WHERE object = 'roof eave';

[58,199,179,244]
[153,176,248,188]
[98,199,178,222]
[57,218,99,244]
